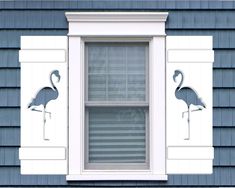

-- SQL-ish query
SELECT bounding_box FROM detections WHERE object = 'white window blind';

[87,107,147,164]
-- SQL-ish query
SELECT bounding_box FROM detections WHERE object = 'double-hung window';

[85,42,149,170]
[66,12,168,180]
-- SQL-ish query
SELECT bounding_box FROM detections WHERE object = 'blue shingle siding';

[0,0,234,186]
[0,0,235,10]
[0,11,235,29]
[0,108,19,127]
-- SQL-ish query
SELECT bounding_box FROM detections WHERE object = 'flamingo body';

[175,86,206,109]
[28,87,58,109]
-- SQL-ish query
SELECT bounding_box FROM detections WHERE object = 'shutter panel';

[19,36,68,174]
[166,36,214,174]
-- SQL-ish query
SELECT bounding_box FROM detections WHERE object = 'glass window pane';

[86,43,148,102]
[87,107,147,164]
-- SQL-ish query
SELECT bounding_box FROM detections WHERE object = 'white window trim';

[66,12,168,181]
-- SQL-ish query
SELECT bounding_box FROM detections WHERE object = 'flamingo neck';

[177,72,184,90]
[50,73,56,90]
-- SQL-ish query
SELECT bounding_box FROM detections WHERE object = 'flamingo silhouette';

[173,70,206,140]
[28,70,60,140]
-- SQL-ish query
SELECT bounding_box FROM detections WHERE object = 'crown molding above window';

[65,12,168,22]
[65,12,168,36]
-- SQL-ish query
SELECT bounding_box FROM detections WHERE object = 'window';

[66,12,168,180]
[85,42,149,170]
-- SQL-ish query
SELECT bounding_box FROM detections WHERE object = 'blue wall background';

[0,0,235,186]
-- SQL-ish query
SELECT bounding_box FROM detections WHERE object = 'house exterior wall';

[0,0,234,186]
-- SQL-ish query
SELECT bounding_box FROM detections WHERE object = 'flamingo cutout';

[173,70,206,140]
[28,70,60,141]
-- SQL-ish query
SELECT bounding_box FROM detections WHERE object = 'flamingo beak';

[57,74,61,82]
[173,73,177,82]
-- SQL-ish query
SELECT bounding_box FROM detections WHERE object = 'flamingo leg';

[182,108,202,118]
[182,107,203,140]
[32,108,51,116]
[184,107,190,140]
[43,107,49,141]
[188,108,191,140]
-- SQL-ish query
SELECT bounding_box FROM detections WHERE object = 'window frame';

[66,12,168,181]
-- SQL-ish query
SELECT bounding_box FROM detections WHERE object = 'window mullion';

[85,102,149,107]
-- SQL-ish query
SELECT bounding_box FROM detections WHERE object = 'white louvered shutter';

[166,36,214,174]
[19,36,68,174]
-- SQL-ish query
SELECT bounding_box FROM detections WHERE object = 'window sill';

[66,174,168,181]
